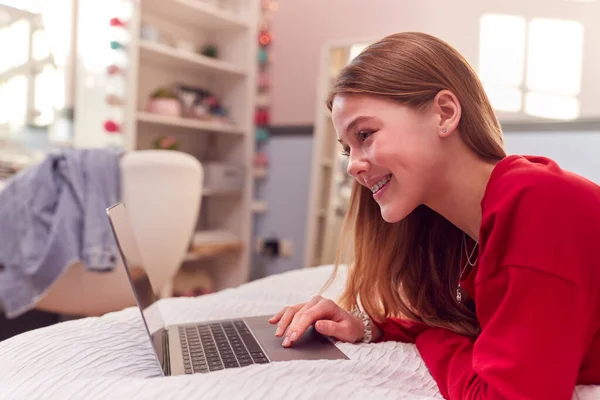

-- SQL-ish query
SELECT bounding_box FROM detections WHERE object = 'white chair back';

[35,150,203,316]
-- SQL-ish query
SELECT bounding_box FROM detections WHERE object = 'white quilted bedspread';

[0,265,598,400]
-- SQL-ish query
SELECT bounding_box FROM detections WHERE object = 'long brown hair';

[323,32,506,337]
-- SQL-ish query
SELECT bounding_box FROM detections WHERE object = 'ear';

[432,90,461,138]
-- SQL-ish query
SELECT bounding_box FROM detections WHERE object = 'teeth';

[370,175,392,193]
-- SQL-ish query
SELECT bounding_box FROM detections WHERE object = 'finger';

[284,298,337,347]
[275,305,302,337]
[282,296,323,340]
[268,307,286,324]
[314,320,340,337]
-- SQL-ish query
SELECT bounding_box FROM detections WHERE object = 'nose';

[346,151,369,180]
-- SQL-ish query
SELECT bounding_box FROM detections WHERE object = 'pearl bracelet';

[351,309,373,343]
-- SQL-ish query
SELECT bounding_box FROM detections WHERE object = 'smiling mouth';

[370,174,392,194]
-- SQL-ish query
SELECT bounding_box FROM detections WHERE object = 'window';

[0,1,71,129]
[479,14,584,120]
[348,43,369,63]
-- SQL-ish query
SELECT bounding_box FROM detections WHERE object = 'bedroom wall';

[256,0,600,273]
[503,127,600,185]
[252,130,314,278]
[269,0,600,126]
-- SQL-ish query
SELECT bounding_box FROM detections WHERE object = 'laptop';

[106,202,348,376]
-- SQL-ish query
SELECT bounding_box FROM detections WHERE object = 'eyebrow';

[338,116,376,146]
[346,116,374,135]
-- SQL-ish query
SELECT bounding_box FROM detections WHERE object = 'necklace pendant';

[456,285,462,303]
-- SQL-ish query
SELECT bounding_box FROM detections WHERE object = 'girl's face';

[331,93,450,223]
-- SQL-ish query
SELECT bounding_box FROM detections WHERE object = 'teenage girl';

[270,32,600,399]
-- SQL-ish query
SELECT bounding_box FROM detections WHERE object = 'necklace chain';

[457,233,478,303]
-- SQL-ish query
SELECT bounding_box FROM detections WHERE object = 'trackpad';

[254,325,349,362]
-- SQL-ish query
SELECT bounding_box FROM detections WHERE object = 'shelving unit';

[184,229,244,262]
[304,39,372,268]
[75,0,260,293]
[138,40,247,77]
[137,111,245,135]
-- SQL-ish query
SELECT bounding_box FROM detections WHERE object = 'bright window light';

[348,43,369,63]
[32,29,50,60]
[526,18,584,96]
[484,84,522,112]
[0,20,30,73]
[479,14,527,87]
[0,75,27,125]
[34,66,58,126]
[525,91,580,120]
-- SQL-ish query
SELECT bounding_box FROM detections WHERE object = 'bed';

[0,265,598,400]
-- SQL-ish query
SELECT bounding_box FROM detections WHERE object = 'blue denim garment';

[0,148,122,318]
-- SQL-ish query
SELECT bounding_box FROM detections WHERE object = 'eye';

[341,145,350,157]
[356,130,374,141]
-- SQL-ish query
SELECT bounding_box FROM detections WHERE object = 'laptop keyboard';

[179,320,270,374]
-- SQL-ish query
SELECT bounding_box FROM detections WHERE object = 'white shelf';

[139,40,246,77]
[143,0,249,31]
[137,112,245,135]
[185,229,243,261]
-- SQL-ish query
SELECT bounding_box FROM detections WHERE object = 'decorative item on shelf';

[106,64,124,76]
[109,17,127,28]
[152,135,180,150]
[258,48,269,65]
[257,72,270,90]
[254,109,270,125]
[172,83,232,124]
[145,87,182,117]
[256,92,269,108]
[110,40,125,50]
[252,0,277,186]
[254,152,269,167]
[255,127,270,143]
[201,43,219,59]
[104,120,121,134]
[258,30,272,47]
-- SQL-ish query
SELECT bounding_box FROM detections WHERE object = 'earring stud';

[442,128,447,133]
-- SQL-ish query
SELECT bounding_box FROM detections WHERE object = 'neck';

[425,143,499,242]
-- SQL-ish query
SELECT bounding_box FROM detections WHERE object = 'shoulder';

[483,154,600,220]
[479,155,600,283]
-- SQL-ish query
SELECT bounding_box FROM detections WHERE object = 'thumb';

[314,320,342,338]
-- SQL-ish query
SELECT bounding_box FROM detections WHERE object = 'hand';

[268,295,365,347]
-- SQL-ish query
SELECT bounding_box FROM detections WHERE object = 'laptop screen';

[106,202,166,367]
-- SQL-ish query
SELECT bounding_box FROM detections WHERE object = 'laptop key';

[240,335,263,354]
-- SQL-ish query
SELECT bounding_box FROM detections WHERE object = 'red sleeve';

[372,317,428,343]
[415,265,589,400]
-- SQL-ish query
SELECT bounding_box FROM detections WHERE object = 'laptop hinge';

[162,330,171,376]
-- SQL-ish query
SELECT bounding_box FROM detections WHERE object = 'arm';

[371,316,428,343]
[416,266,589,400]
